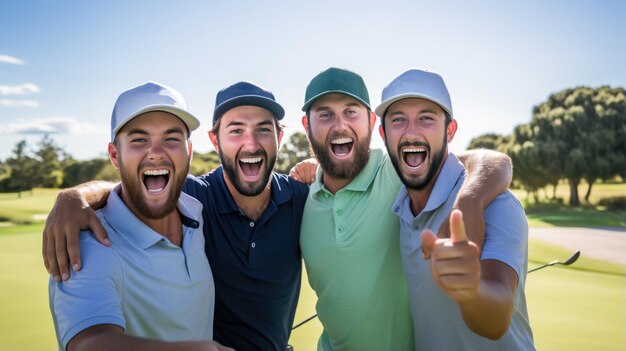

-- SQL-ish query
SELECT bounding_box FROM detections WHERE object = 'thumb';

[449,209,468,244]
[420,229,438,259]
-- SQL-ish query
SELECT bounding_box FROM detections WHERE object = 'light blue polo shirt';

[392,153,535,351]
[49,186,215,350]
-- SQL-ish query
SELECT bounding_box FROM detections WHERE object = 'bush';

[598,196,626,211]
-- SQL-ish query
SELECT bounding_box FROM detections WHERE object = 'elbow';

[468,318,511,340]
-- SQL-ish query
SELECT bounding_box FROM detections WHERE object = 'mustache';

[398,141,430,152]
[239,150,267,158]
[139,161,174,170]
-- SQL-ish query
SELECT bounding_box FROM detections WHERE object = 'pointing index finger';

[449,209,468,244]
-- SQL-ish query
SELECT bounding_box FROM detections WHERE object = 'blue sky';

[1,0,624,161]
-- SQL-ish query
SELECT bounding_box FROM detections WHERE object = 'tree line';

[468,86,625,206]
[0,132,312,197]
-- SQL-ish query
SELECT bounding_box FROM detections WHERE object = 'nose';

[147,141,166,161]
[240,130,261,153]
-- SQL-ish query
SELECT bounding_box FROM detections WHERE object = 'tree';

[4,140,37,197]
[467,133,509,152]
[33,135,65,187]
[275,132,312,174]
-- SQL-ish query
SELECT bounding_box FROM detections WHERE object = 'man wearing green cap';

[298,67,512,350]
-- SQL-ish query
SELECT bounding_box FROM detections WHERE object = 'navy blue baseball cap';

[212,81,285,126]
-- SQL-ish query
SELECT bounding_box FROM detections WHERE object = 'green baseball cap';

[302,67,370,112]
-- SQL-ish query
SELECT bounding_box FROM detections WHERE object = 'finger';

[66,227,82,272]
[420,229,438,259]
[90,216,111,247]
[449,209,468,244]
[45,229,62,282]
[54,233,70,281]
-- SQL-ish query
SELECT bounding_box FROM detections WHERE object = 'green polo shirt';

[300,149,414,351]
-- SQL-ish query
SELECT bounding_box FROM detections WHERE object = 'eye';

[229,128,244,135]
[258,127,272,134]
[130,137,147,143]
[390,116,406,124]
[318,112,332,120]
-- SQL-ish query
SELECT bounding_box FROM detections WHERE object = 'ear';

[277,129,284,145]
[301,115,309,133]
[378,124,386,142]
[208,130,220,152]
[446,119,458,143]
[188,139,193,162]
[369,111,376,129]
[108,142,120,169]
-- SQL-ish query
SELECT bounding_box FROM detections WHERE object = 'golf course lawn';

[1,226,624,350]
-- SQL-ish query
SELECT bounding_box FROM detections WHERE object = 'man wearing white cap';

[48,82,232,351]
[376,69,535,350]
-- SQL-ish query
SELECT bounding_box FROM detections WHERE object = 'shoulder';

[272,172,310,200]
[77,230,124,277]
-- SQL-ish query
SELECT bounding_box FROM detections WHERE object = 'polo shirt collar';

[310,148,384,195]
[421,152,464,213]
[99,184,203,250]
[211,166,293,215]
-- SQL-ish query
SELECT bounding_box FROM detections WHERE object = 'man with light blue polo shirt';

[48,82,231,351]
[376,69,535,350]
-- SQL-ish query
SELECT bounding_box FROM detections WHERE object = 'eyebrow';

[126,126,186,136]
[225,119,275,128]
[388,108,440,116]
[313,102,361,112]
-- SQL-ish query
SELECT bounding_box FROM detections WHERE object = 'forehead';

[386,98,446,115]
[220,105,276,125]
[309,93,366,111]
[118,111,187,134]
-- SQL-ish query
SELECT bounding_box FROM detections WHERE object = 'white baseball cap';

[110,82,200,141]
[375,69,453,118]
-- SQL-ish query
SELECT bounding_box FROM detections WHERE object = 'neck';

[119,190,183,246]
[321,172,352,195]
[223,174,272,222]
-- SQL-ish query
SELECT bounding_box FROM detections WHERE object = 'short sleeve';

[480,191,529,280]
[49,232,125,350]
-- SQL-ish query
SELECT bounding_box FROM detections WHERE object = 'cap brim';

[113,105,201,139]
[375,93,453,118]
[302,90,371,112]
[213,95,285,125]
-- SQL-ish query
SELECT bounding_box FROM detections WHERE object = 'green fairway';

[1,187,624,350]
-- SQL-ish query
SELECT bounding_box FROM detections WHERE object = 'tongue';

[241,162,261,177]
[405,152,425,167]
[144,175,167,191]
[332,143,351,156]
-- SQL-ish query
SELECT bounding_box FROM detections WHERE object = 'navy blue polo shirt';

[183,167,309,351]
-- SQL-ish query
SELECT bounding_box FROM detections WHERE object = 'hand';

[420,209,480,302]
[200,341,236,351]
[43,189,110,282]
[288,158,318,184]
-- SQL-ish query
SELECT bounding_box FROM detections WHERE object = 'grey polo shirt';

[392,153,535,351]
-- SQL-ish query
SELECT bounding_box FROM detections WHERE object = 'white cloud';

[0,117,102,135]
[0,83,40,95]
[0,99,40,108]
[0,55,25,65]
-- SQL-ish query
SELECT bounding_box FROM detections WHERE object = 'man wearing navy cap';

[43,81,309,351]
[377,69,535,350]
[48,82,231,351]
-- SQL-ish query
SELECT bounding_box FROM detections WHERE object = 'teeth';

[331,137,352,145]
[144,169,169,175]
[403,146,426,153]
[148,188,164,193]
[240,157,262,164]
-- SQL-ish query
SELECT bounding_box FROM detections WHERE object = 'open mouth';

[331,137,353,156]
[143,169,170,193]
[239,156,263,177]
[402,146,427,169]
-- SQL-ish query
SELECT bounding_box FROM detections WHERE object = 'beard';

[220,148,275,197]
[119,160,188,220]
[387,130,447,191]
[307,128,371,181]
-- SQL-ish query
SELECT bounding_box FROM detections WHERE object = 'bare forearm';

[457,149,512,206]
[70,329,225,351]
[455,149,512,247]
[61,181,116,210]
[457,261,517,340]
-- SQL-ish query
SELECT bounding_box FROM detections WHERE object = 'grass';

[0,188,58,224]
[1,186,624,350]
